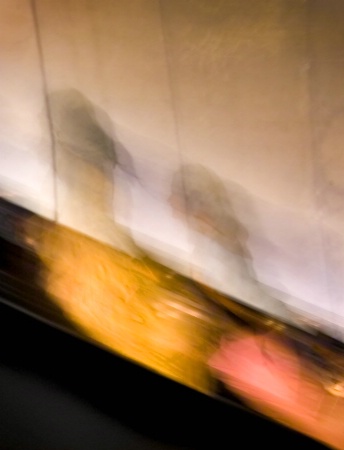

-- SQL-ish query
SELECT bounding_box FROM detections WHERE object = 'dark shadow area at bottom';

[0,301,329,450]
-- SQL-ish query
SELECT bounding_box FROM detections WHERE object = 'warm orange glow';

[25,217,228,393]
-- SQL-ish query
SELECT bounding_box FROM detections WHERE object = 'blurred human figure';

[169,164,289,321]
[49,88,139,256]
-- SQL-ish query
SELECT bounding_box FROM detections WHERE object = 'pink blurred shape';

[209,332,344,449]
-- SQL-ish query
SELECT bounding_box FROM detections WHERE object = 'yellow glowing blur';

[24,216,228,393]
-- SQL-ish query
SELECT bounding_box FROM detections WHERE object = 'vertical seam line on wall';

[29,0,59,222]
[158,0,194,278]
[305,0,338,337]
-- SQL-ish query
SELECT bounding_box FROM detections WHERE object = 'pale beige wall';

[1,0,344,331]
[33,0,190,259]
[158,0,322,313]
[306,0,344,335]
[0,0,55,217]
